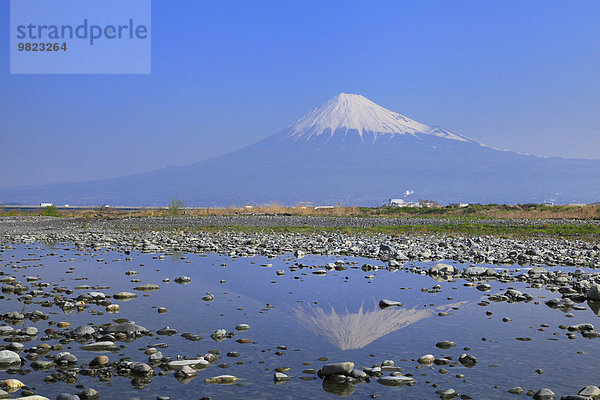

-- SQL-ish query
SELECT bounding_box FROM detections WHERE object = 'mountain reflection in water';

[294,302,466,350]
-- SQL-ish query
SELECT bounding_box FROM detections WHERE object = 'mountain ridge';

[1,93,598,206]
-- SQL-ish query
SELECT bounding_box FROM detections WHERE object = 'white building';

[389,199,419,208]
[389,198,439,208]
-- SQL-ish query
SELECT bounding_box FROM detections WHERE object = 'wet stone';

[57,394,80,400]
[436,341,457,349]
[533,388,556,400]
[174,276,191,284]
[377,376,415,386]
[89,355,109,367]
[319,362,354,377]
[578,385,600,397]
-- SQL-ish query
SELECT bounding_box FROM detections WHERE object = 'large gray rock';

[104,321,148,336]
[528,267,546,278]
[429,263,455,275]
[533,388,555,400]
[5,311,24,320]
[0,326,15,336]
[587,285,600,301]
[87,292,106,300]
[0,350,21,365]
[76,388,99,400]
[130,362,153,376]
[71,325,95,337]
[23,327,38,336]
[319,362,354,377]
[53,352,77,363]
[578,385,600,397]
[464,266,487,275]
[567,323,594,333]
[7,343,24,352]
[459,354,477,367]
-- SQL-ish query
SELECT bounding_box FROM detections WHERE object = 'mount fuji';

[2,93,599,206]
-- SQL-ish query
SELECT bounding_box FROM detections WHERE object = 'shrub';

[167,198,185,216]
[40,205,60,217]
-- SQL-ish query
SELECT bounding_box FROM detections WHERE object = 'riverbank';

[1,216,598,268]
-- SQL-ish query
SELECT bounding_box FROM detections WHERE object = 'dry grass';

[185,203,360,217]
[497,204,600,219]
[1,203,598,220]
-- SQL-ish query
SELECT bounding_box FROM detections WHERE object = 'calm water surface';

[1,241,599,399]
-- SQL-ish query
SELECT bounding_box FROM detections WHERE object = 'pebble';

[377,376,415,386]
[174,276,191,284]
[174,365,197,379]
[89,355,109,367]
[204,375,238,384]
[417,354,435,365]
[378,299,403,308]
[113,292,137,300]
[273,372,290,382]
[508,387,523,395]
[0,379,25,392]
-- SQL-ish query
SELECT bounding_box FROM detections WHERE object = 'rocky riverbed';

[0,216,599,268]
[1,216,600,399]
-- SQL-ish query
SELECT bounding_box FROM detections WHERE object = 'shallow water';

[1,241,599,399]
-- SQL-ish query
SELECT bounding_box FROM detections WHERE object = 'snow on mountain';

[286,93,470,142]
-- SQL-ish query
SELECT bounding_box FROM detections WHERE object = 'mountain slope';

[1,93,599,206]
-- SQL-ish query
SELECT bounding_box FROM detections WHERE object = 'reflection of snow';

[294,302,466,350]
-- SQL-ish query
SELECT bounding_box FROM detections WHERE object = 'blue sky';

[1,1,599,188]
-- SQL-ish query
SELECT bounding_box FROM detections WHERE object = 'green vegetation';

[40,205,60,217]
[167,198,185,216]
[358,203,600,220]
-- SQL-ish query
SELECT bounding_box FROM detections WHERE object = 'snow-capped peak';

[286,93,470,142]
